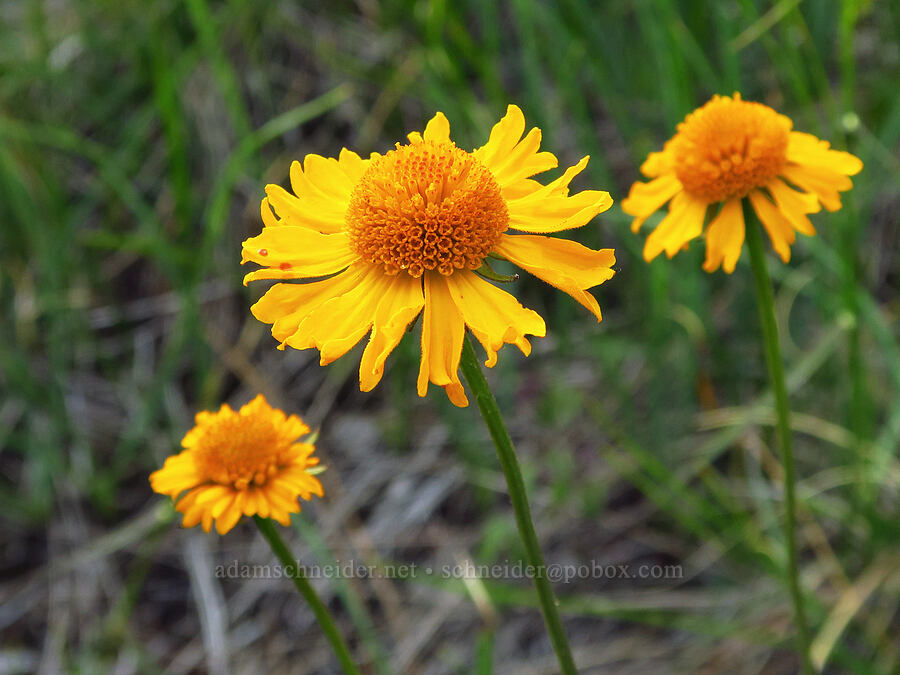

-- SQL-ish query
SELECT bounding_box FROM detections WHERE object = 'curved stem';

[459,336,578,674]
[253,516,361,675]
[744,205,813,674]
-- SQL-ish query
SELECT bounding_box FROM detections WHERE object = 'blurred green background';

[1,0,899,672]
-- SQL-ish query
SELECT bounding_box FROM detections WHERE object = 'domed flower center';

[192,414,288,490]
[346,140,509,277]
[671,94,791,203]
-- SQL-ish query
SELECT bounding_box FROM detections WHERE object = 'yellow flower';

[242,105,614,407]
[622,93,862,273]
[150,395,323,534]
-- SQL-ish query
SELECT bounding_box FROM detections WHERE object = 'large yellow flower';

[622,93,862,272]
[150,395,323,534]
[243,105,615,407]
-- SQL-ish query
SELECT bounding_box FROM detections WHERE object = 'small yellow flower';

[150,395,323,534]
[622,93,862,272]
[242,105,615,407]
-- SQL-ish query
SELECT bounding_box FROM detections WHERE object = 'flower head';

[150,395,323,534]
[243,105,615,406]
[622,93,862,272]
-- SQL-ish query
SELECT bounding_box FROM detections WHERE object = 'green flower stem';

[744,205,813,675]
[459,336,578,675]
[253,516,361,675]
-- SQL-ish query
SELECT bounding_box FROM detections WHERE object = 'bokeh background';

[2,0,899,672]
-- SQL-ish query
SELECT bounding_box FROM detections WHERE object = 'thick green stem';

[459,336,578,674]
[744,205,813,674]
[253,516,361,675]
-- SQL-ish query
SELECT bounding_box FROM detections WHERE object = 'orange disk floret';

[346,140,509,277]
[671,93,791,204]
[149,395,323,534]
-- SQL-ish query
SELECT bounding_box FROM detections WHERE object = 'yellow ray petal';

[499,177,545,200]
[417,273,467,406]
[506,156,613,233]
[149,452,202,496]
[286,265,394,364]
[250,267,362,345]
[359,273,425,392]
[265,184,346,234]
[504,155,587,202]
[748,189,795,262]
[337,148,371,183]
[215,497,244,535]
[474,104,527,168]
[180,503,206,529]
[780,164,849,212]
[621,173,683,232]
[639,144,675,177]
[474,105,557,187]
[241,228,355,280]
[643,191,708,261]
[702,198,745,274]
[767,177,818,236]
[786,132,863,176]
[292,154,357,198]
[423,112,451,143]
[488,128,558,187]
[197,485,234,508]
[241,488,259,516]
[496,234,615,322]
[271,509,293,526]
[265,482,303,512]
[446,271,546,368]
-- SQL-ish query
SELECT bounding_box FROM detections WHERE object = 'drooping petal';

[195,485,234,508]
[496,234,615,321]
[241,227,355,280]
[767,177,818,236]
[215,496,245,535]
[270,509,293,527]
[621,173,683,232]
[417,273,468,407]
[702,198,744,274]
[643,191,708,261]
[780,164,851,212]
[278,468,325,499]
[250,267,363,345]
[241,488,259,516]
[264,482,303,513]
[748,189,795,262]
[286,265,394,364]
[446,271,546,367]
[505,156,613,233]
[359,273,425,392]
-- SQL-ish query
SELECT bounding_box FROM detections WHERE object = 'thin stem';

[459,336,578,675]
[253,516,361,675]
[744,204,813,675]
